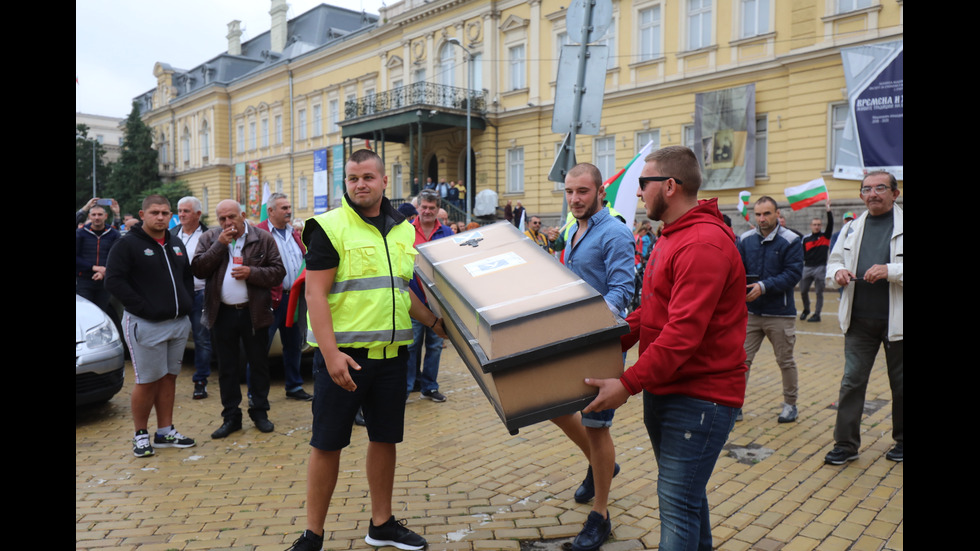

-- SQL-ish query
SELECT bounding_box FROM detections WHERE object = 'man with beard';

[584,146,747,551]
[737,197,804,423]
[549,163,634,551]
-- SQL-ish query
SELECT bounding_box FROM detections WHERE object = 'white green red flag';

[784,178,829,211]
[737,191,751,221]
[603,140,657,228]
[259,182,271,222]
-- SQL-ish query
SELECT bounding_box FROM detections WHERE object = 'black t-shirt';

[304,211,388,271]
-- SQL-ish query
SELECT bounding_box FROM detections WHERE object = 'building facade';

[136,0,903,228]
[76,113,125,164]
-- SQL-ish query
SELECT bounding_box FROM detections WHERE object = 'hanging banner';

[234,163,246,207]
[313,149,328,214]
[331,144,345,209]
[694,84,756,190]
[835,40,903,181]
[246,161,262,218]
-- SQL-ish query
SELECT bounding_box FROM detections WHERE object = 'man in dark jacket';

[105,195,196,458]
[799,200,833,322]
[193,199,285,439]
[738,197,804,423]
[76,203,121,323]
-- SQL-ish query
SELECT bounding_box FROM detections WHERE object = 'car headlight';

[85,320,119,348]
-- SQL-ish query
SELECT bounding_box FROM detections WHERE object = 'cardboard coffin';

[415,222,629,434]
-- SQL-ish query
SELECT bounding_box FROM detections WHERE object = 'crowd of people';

[76,147,902,551]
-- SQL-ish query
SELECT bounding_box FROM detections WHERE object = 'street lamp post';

[446,37,473,224]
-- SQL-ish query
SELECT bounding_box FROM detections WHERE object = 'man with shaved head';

[193,199,285,439]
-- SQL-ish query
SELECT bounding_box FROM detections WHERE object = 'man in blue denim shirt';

[553,163,635,551]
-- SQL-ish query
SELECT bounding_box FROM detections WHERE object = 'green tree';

[105,101,161,214]
[76,124,111,208]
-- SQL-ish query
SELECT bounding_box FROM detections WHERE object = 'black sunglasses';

[638,176,683,191]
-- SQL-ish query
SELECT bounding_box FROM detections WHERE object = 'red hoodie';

[620,198,747,408]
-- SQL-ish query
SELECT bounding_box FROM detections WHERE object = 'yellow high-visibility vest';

[305,198,416,360]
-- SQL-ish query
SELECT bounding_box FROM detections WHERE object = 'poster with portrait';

[694,84,756,190]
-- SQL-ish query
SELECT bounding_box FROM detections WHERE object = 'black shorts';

[309,347,408,451]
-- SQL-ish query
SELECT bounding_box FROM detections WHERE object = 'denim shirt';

[563,207,636,318]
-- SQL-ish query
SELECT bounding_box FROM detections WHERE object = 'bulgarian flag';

[259,182,272,222]
[603,139,657,228]
[737,191,751,221]
[784,178,829,211]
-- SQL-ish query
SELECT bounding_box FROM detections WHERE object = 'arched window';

[181,126,191,165]
[159,130,169,166]
[201,119,210,161]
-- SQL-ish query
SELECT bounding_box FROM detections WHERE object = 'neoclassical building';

[136,0,903,227]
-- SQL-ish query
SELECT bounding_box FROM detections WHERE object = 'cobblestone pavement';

[77,293,902,550]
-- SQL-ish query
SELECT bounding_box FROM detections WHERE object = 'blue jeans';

[644,392,737,551]
[190,289,212,383]
[406,318,441,393]
[248,290,305,393]
[268,290,305,393]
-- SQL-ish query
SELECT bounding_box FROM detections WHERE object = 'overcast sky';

[76,0,386,119]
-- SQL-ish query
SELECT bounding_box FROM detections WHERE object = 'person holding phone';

[737,197,804,424]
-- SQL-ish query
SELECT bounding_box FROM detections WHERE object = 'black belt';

[221,302,249,310]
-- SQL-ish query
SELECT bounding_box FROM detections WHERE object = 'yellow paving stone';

[781,535,820,551]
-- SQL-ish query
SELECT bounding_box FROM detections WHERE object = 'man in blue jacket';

[738,196,804,423]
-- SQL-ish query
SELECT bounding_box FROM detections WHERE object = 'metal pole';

[448,38,473,224]
[92,138,97,197]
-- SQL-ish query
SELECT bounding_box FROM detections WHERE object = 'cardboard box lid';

[416,222,624,361]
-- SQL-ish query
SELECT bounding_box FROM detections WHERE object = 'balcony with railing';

[345,82,487,120]
[341,82,488,143]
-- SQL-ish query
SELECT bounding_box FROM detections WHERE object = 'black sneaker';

[286,530,324,551]
[193,381,208,399]
[574,463,621,503]
[286,388,314,401]
[365,516,427,550]
[154,426,196,448]
[421,389,447,403]
[571,511,612,551]
[807,314,821,323]
[133,429,154,458]
[885,443,903,462]
[824,447,859,465]
[799,310,810,321]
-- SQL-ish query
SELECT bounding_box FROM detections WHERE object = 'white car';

[76,295,125,406]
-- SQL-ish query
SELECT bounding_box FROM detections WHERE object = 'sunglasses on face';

[638,176,683,191]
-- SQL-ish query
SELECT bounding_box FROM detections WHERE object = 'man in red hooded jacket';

[585,146,747,551]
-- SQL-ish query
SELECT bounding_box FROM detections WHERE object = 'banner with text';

[835,40,903,181]
[331,145,345,209]
[313,149,328,214]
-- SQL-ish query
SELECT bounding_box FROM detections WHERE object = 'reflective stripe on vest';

[331,275,410,294]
